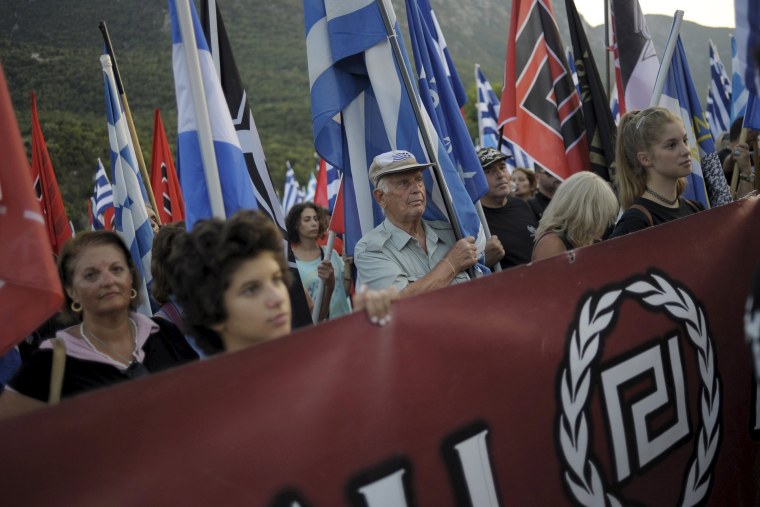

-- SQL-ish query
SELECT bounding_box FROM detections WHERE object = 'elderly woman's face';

[212,251,291,351]
[66,244,133,317]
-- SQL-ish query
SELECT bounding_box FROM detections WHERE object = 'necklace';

[645,187,678,206]
[80,319,138,367]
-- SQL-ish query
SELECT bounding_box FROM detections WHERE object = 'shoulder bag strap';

[628,204,654,227]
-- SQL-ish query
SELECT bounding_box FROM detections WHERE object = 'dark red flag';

[30,92,71,255]
[0,66,64,354]
[150,109,185,224]
[328,177,344,235]
[498,0,589,180]
[314,159,329,209]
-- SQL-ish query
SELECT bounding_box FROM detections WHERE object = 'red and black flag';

[150,108,185,224]
[30,92,71,255]
[565,0,617,182]
[498,0,588,180]
[0,69,63,354]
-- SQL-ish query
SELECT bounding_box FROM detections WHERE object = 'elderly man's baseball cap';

[368,150,433,186]
[477,147,510,168]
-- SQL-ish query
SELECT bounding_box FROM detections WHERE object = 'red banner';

[1,199,759,505]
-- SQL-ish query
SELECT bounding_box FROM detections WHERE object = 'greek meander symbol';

[557,272,720,506]
[601,336,690,482]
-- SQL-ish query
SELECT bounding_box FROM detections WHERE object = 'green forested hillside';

[0,0,731,229]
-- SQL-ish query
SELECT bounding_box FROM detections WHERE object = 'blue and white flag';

[406,0,488,204]
[92,158,114,230]
[566,47,582,99]
[282,161,300,214]
[731,35,749,122]
[658,35,732,208]
[744,94,760,130]
[706,39,732,138]
[474,64,534,171]
[169,0,257,229]
[304,171,317,203]
[734,0,760,98]
[102,55,153,315]
[304,0,483,256]
[415,0,466,108]
[323,160,342,213]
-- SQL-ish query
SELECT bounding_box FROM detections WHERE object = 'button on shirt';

[354,218,470,291]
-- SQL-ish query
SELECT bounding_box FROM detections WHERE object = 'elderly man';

[477,147,537,269]
[354,150,480,296]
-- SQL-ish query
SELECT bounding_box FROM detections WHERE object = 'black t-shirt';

[8,318,199,402]
[610,197,703,239]
[527,192,551,222]
[482,198,538,269]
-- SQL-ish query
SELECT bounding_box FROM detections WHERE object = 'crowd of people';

[0,106,755,420]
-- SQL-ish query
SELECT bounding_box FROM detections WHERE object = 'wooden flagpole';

[99,20,161,224]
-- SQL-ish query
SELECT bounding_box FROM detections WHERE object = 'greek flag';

[282,161,300,214]
[92,158,114,230]
[734,0,760,97]
[102,55,153,316]
[304,171,317,203]
[744,94,760,130]
[658,35,732,208]
[169,0,257,229]
[706,40,732,138]
[474,64,533,171]
[304,0,482,255]
[406,0,488,203]
[414,0,466,107]
[731,35,749,122]
[323,159,341,213]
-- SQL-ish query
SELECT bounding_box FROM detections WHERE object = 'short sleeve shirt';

[354,219,470,291]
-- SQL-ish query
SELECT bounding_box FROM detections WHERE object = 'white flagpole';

[649,10,684,106]
[207,0,221,78]
[176,0,226,219]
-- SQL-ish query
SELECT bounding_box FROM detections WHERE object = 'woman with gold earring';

[0,231,198,420]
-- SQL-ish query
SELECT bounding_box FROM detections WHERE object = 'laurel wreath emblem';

[558,273,720,506]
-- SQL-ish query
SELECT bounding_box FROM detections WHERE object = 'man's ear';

[373,188,384,207]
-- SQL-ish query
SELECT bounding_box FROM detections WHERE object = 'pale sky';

[574,0,735,28]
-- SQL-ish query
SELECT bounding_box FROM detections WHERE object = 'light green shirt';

[354,218,470,291]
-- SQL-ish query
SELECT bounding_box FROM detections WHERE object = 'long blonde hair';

[616,107,686,210]
[535,171,619,248]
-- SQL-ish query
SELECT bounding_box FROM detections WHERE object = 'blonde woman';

[610,107,702,238]
[532,171,619,262]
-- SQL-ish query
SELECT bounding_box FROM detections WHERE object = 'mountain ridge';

[0,0,732,228]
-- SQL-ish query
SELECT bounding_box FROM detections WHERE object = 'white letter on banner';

[601,336,690,482]
[356,469,410,507]
[452,429,499,507]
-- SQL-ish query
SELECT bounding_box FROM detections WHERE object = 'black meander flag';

[565,0,617,183]
[200,0,313,328]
